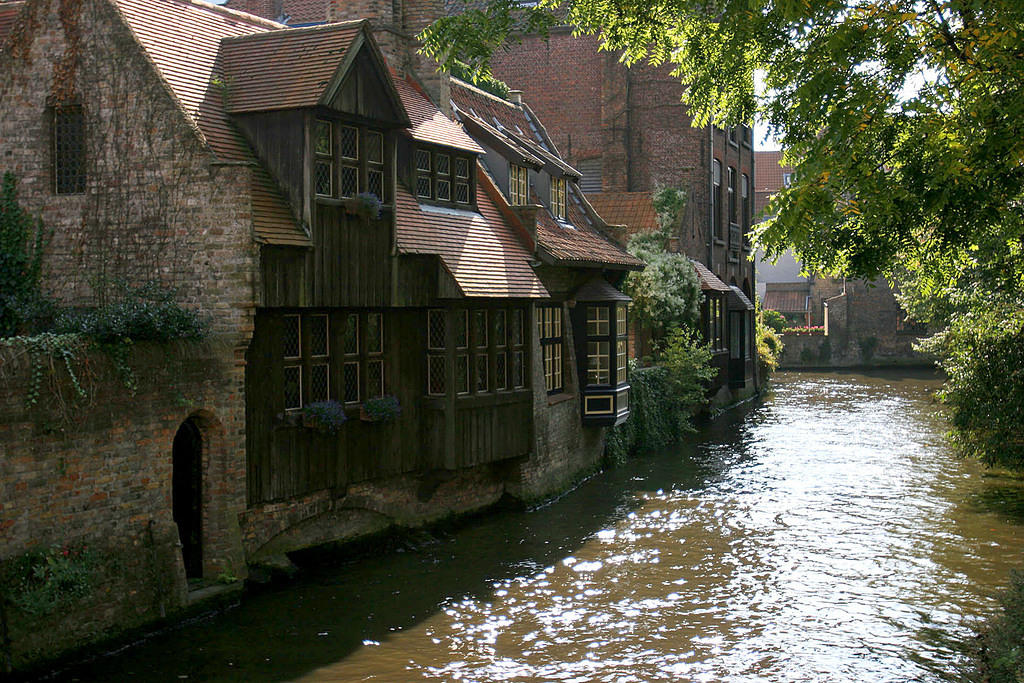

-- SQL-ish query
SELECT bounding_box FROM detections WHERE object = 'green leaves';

[0,172,51,337]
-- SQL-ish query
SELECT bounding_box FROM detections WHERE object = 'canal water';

[62,370,1024,682]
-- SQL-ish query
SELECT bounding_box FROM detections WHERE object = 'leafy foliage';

[2,544,95,616]
[301,400,348,434]
[605,331,715,463]
[53,280,208,343]
[622,188,703,340]
[449,59,511,99]
[973,569,1024,683]
[760,308,786,334]
[0,172,51,337]
[361,395,402,422]
[919,307,1024,470]
[756,303,783,377]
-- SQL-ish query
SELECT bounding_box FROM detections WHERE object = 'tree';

[621,188,702,340]
[426,1,1024,308]
[428,0,1024,467]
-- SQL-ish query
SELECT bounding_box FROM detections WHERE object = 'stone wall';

[0,341,246,670]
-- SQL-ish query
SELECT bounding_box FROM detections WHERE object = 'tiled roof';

[536,206,642,269]
[113,0,281,161]
[729,285,754,311]
[394,77,484,153]
[251,165,311,246]
[691,258,732,293]
[394,168,547,299]
[220,21,364,114]
[0,1,23,47]
[451,79,640,270]
[112,0,305,242]
[755,150,791,194]
[764,289,809,312]
[587,192,659,234]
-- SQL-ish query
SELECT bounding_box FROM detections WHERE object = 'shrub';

[0,172,51,337]
[605,330,715,464]
[972,569,1024,682]
[54,280,208,343]
[761,308,787,333]
[756,303,783,376]
[919,307,1024,470]
[1,544,95,616]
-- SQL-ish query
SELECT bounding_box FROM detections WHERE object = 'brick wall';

[0,0,253,667]
[491,31,756,296]
[0,0,258,341]
[0,341,246,670]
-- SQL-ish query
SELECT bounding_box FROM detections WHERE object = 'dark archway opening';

[172,418,203,580]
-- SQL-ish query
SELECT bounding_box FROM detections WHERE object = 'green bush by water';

[973,569,1024,682]
[605,330,715,464]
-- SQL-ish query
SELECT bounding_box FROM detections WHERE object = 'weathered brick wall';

[0,341,246,669]
[0,0,258,341]
[0,0,254,667]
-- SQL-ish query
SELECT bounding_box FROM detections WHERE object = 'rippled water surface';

[65,371,1024,682]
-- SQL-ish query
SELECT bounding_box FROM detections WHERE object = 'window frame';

[551,176,567,219]
[712,159,723,241]
[509,164,529,206]
[313,118,389,203]
[537,304,564,394]
[416,146,475,207]
[426,306,528,397]
[52,104,86,195]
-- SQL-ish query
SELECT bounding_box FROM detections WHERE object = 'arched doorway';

[172,417,203,579]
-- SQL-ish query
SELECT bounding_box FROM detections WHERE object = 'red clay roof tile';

[394,169,547,299]
[251,165,311,247]
[113,0,281,161]
[755,150,791,194]
[764,289,810,312]
[587,192,659,234]
[0,1,23,47]
[222,0,327,24]
[395,77,484,153]
[691,258,732,293]
[220,21,364,114]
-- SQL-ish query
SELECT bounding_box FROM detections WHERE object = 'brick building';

[485,27,758,396]
[754,153,929,366]
[0,0,641,668]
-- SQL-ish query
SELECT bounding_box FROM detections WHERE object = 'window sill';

[714,238,727,246]
[547,392,574,406]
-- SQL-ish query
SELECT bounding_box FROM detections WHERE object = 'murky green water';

[62,370,1024,682]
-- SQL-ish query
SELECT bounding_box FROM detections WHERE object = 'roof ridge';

[450,76,518,110]
[221,16,365,42]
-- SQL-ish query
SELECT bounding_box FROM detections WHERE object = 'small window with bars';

[551,176,567,219]
[367,131,385,202]
[417,149,473,205]
[427,309,446,395]
[53,105,86,195]
[511,309,526,389]
[416,149,432,199]
[281,313,331,410]
[343,313,360,403]
[340,125,359,197]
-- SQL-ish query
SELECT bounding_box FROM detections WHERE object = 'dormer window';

[315,119,387,202]
[509,164,529,206]
[416,147,474,206]
[551,176,567,219]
